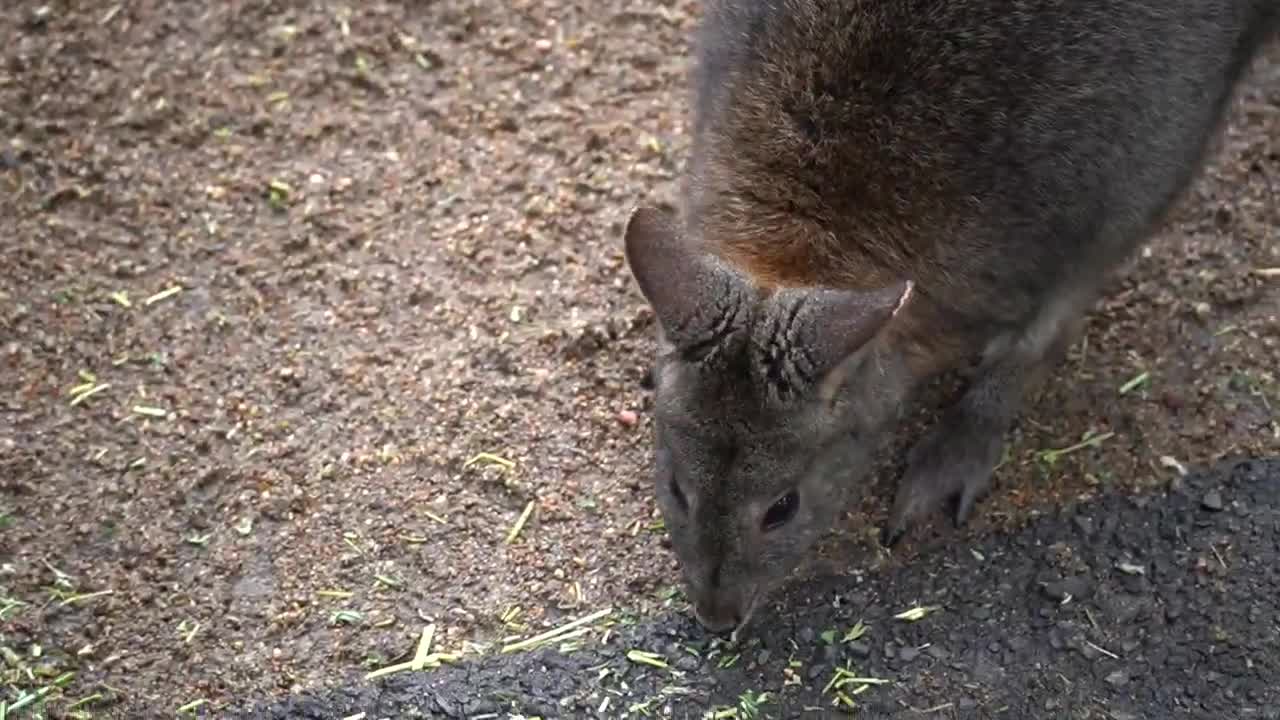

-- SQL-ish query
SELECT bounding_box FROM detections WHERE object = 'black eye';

[763,490,799,531]
[670,477,688,511]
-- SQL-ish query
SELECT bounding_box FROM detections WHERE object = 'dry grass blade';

[506,500,536,544]
[893,604,942,622]
[464,452,515,471]
[1118,371,1150,395]
[500,607,612,654]
[626,649,669,669]
[61,589,113,606]
[1085,640,1120,660]
[144,285,183,306]
[67,381,110,404]
[1038,430,1115,465]
[410,624,436,670]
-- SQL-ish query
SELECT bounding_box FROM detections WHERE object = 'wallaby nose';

[692,597,742,634]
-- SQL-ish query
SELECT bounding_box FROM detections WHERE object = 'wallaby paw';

[881,418,1002,547]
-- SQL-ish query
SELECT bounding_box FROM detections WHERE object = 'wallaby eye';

[763,490,799,531]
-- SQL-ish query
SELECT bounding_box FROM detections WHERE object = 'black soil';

[232,457,1280,719]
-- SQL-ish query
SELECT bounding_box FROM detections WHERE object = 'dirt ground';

[0,1,1276,717]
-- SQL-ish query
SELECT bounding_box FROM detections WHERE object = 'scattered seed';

[177,699,207,714]
[1116,562,1146,576]
[374,574,402,590]
[317,590,353,600]
[108,290,131,307]
[132,405,167,418]
[330,609,363,625]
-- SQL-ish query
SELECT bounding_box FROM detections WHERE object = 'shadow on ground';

[228,458,1280,719]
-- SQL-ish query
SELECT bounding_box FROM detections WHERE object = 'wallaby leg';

[882,289,1092,547]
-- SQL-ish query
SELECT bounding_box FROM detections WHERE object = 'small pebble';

[617,410,638,427]
[1043,575,1092,601]
[673,655,699,671]
[847,641,871,658]
[1106,669,1130,687]
[897,646,921,663]
[1201,491,1225,512]
[1073,515,1094,536]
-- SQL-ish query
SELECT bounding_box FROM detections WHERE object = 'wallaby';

[622,0,1280,634]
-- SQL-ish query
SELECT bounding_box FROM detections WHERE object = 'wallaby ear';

[757,281,912,398]
[804,281,912,372]
[623,206,748,350]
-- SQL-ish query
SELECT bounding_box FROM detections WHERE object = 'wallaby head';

[624,206,912,633]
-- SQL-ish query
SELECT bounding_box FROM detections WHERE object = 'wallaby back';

[687,0,1275,359]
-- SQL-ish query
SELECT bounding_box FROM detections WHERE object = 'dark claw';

[952,476,990,527]
[880,524,906,549]
[953,493,977,528]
